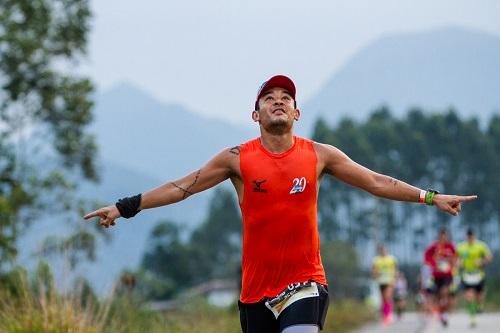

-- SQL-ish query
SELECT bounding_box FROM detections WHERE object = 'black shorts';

[462,279,485,293]
[238,283,329,333]
[379,284,391,293]
[433,276,453,294]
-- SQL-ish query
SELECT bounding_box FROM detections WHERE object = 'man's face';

[253,87,299,134]
[467,233,475,243]
[439,232,449,243]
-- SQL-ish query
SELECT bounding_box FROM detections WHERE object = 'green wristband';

[425,189,439,205]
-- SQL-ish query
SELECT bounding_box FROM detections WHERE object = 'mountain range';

[299,26,500,133]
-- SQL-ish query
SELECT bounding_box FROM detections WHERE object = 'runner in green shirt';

[372,244,397,325]
[457,228,493,327]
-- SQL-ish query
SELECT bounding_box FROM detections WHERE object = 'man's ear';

[294,108,301,121]
[252,110,260,122]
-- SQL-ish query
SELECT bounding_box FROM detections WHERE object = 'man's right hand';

[83,205,121,228]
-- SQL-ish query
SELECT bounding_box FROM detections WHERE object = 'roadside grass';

[0,274,112,333]
[0,267,375,333]
[323,300,376,332]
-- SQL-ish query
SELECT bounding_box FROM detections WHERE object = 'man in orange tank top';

[84,75,477,333]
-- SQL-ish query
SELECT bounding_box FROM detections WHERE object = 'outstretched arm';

[140,149,235,209]
[315,143,477,216]
[83,148,239,227]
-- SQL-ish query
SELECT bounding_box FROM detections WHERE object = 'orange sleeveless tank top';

[239,136,327,303]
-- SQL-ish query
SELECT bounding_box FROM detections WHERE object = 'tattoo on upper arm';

[229,146,241,155]
[390,178,399,187]
[172,169,202,199]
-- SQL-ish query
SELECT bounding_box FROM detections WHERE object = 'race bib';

[437,259,451,273]
[265,282,319,319]
[377,272,393,285]
[463,271,483,285]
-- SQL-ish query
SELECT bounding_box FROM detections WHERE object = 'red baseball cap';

[255,75,296,110]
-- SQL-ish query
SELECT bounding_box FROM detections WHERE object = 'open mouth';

[273,108,285,114]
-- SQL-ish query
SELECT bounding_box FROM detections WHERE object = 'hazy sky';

[86,0,500,124]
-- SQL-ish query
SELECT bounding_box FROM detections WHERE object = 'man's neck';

[259,131,295,154]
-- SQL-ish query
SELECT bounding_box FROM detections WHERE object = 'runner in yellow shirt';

[457,228,493,327]
[372,245,397,325]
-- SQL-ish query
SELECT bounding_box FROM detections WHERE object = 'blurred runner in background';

[415,262,435,314]
[372,245,397,325]
[424,228,457,327]
[457,228,493,327]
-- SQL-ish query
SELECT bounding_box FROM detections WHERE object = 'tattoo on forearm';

[171,182,193,197]
[184,169,201,199]
[229,146,241,155]
[389,178,399,187]
[171,169,202,199]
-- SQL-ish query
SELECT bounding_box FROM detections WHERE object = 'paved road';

[352,312,500,333]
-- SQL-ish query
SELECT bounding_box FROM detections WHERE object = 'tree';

[140,220,193,299]
[321,240,366,299]
[0,0,96,268]
[139,188,241,299]
[313,108,498,258]
[189,187,241,282]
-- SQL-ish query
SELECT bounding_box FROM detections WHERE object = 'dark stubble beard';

[262,118,293,135]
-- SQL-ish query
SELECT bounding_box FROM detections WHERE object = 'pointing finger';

[457,195,478,202]
[84,210,101,220]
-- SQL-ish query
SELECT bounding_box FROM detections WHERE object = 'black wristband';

[115,194,142,218]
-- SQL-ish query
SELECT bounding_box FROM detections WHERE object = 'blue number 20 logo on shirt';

[290,177,307,194]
